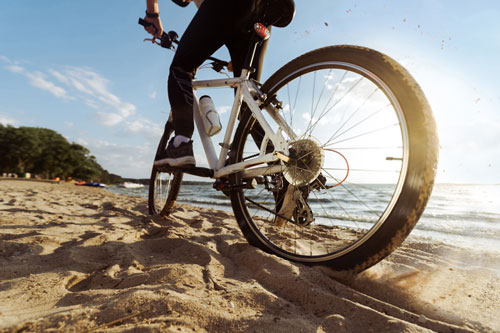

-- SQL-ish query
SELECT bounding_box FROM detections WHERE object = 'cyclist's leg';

[227,29,270,81]
[226,29,271,152]
[168,0,256,140]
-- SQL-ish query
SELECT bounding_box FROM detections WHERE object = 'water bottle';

[199,95,222,136]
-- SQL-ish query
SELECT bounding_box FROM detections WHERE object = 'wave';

[177,198,230,207]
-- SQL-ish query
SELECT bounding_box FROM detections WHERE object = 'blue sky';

[1,1,499,183]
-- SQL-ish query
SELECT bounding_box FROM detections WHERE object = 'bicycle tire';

[148,119,183,216]
[148,167,183,216]
[229,45,438,273]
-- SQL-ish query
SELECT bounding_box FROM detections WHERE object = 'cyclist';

[143,0,268,167]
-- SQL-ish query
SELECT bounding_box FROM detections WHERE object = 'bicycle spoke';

[333,146,403,150]
[323,168,381,219]
[319,70,347,121]
[323,168,400,173]
[312,179,361,230]
[304,71,317,134]
[232,53,426,262]
[324,123,400,147]
[324,102,390,147]
[288,76,301,130]
[312,69,333,117]
[305,76,364,137]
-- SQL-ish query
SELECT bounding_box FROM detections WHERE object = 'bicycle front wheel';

[149,167,183,216]
[148,118,183,216]
[229,45,438,272]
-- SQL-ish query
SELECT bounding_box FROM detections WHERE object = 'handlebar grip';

[138,18,179,49]
[138,18,151,28]
[138,17,159,35]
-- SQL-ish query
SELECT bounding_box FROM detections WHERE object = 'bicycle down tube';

[192,69,290,180]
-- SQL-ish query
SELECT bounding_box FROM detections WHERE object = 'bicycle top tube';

[192,77,243,90]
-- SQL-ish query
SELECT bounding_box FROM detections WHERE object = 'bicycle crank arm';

[214,179,257,192]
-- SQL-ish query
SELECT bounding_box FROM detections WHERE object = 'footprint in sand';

[0,241,31,257]
[138,238,212,266]
[68,245,112,268]
[188,219,208,229]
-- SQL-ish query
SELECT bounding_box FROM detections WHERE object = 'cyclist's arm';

[144,0,163,38]
[144,0,194,38]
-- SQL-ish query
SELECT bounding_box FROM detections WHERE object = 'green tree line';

[0,125,123,183]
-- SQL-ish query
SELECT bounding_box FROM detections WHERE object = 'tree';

[0,125,123,183]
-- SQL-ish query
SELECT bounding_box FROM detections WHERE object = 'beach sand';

[0,180,498,332]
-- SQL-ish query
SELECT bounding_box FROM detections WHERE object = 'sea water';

[107,183,500,253]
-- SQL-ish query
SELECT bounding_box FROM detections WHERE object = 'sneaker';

[154,139,196,167]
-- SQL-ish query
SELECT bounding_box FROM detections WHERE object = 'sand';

[0,179,498,332]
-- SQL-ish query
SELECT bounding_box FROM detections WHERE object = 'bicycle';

[139,12,439,273]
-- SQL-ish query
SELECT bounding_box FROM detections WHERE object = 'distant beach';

[1,179,499,332]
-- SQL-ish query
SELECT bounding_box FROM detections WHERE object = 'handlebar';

[138,18,229,71]
[138,18,179,49]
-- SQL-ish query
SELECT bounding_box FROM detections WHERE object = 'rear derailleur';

[259,174,315,227]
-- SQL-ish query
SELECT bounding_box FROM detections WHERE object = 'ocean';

[107,183,500,253]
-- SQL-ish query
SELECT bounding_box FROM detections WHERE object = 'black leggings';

[168,0,268,138]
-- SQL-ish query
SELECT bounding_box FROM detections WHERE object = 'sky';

[1,1,499,184]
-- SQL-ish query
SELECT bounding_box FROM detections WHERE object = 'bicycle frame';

[192,68,293,180]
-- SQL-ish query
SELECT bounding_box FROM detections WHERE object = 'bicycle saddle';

[255,0,295,28]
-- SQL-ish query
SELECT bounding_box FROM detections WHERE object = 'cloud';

[0,113,19,126]
[5,65,70,100]
[95,112,124,126]
[2,59,137,127]
[72,120,163,177]
[217,105,232,114]
[2,58,158,161]
[117,118,163,141]
[5,65,24,73]
[75,138,155,178]
[25,71,70,99]
[49,67,136,124]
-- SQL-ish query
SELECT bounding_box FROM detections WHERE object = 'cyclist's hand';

[144,16,163,39]
[227,61,233,73]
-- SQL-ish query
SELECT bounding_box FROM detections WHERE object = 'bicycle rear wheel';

[229,45,438,272]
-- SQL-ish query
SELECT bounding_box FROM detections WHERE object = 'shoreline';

[0,180,498,332]
[0,177,60,184]
[106,181,500,257]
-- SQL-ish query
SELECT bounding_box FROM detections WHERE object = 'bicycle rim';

[150,168,182,216]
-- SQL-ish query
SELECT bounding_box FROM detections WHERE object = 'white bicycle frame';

[191,68,295,180]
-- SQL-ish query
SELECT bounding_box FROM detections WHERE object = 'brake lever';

[144,37,160,45]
